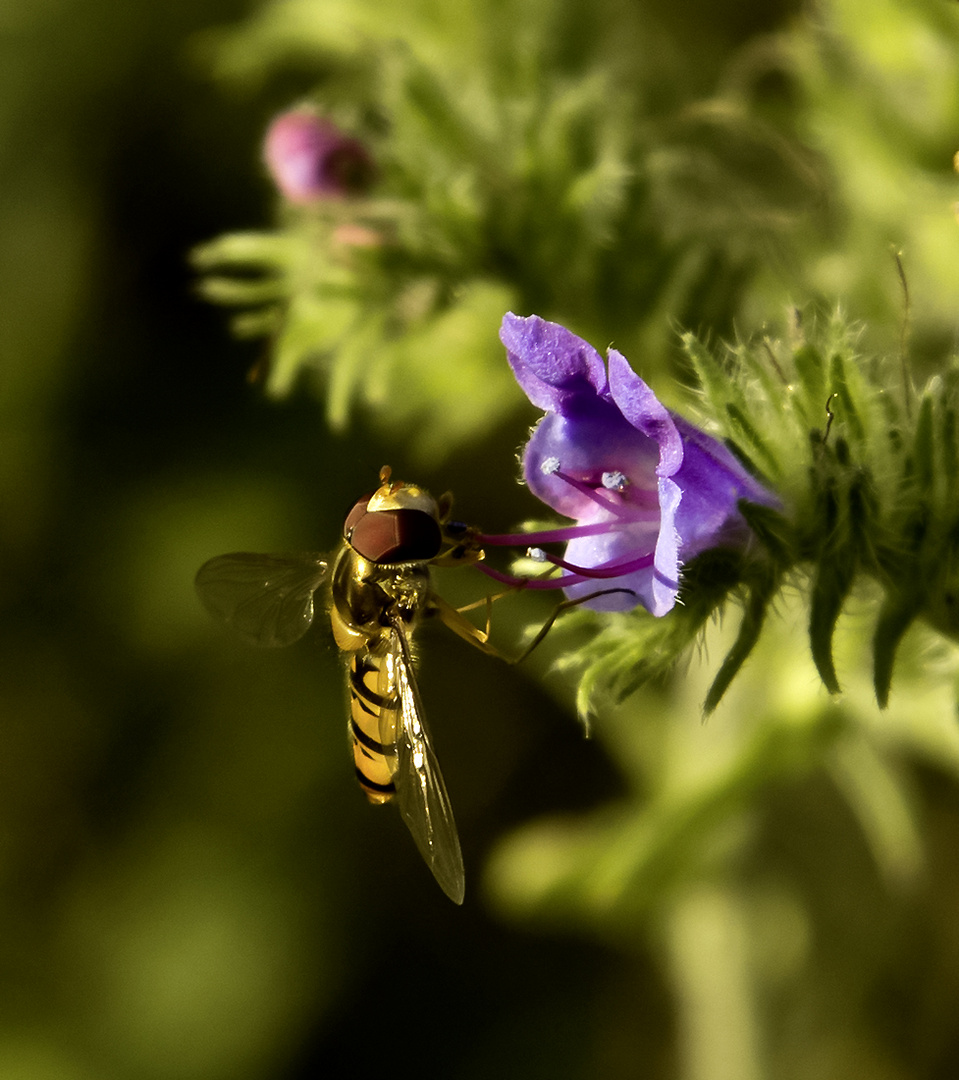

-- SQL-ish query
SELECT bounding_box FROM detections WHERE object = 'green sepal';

[724,402,781,481]
[872,592,919,709]
[827,349,867,450]
[736,499,791,565]
[807,556,855,695]
[680,332,743,415]
[792,343,827,426]
[703,568,779,715]
[939,401,958,490]
[912,389,935,495]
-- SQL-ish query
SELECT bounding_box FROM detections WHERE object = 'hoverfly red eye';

[346,505,442,563]
[343,495,375,540]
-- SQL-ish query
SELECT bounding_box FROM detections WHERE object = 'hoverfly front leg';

[430,586,635,666]
[428,592,507,660]
[502,588,635,665]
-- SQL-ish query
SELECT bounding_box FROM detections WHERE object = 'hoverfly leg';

[435,586,636,665]
[452,587,516,631]
[429,593,510,660]
[434,584,635,665]
[508,588,636,665]
[452,590,503,647]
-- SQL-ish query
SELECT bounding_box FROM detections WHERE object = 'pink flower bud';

[263,109,374,203]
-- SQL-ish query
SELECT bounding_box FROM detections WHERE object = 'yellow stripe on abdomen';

[348,651,398,805]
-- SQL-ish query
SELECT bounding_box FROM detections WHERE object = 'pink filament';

[535,549,655,579]
[470,462,660,591]
[551,469,636,519]
[474,549,655,591]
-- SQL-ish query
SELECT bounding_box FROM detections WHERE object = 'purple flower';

[487,313,776,615]
[263,108,374,203]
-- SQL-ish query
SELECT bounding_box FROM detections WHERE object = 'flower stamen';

[473,550,653,590]
[528,548,656,579]
[551,467,637,519]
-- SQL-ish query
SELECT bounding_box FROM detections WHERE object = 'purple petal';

[500,314,608,413]
[500,312,779,620]
[670,415,777,560]
[523,410,660,521]
[650,476,682,615]
[607,349,684,478]
[561,529,657,613]
[561,475,681,615]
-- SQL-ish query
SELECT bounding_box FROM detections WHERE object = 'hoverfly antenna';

[378,464,405,494]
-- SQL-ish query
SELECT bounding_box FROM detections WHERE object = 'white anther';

[527,547,548,561]
[602,470,628,491]
[540,456,561,476]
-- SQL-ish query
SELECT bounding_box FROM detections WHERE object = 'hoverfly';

[195,467,493,904]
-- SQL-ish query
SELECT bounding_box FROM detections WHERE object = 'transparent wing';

[386,620,465,904]
[195,552,329,647]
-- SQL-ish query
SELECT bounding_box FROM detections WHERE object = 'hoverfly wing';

[387,619,465,905]
[195,552,328,648]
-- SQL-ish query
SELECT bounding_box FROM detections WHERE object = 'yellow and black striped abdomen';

[349,649,399,805]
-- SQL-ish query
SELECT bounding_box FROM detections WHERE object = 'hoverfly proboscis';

[195,466,495,905]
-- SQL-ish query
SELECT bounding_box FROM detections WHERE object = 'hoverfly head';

[344,468,442,564]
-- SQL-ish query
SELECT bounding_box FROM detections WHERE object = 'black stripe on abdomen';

[350,655,397,711]
[349,650,398,805]
[354,767,396,796]
[350,716,395,756]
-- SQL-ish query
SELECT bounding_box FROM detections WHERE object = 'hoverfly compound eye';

[348,508,442,563]
[343,485,443,564]
[343,494,375,541]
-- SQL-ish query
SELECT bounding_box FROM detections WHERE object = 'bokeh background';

[4,0,959,1077]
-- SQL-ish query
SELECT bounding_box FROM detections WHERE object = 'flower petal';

[651,476,682,615]
[523,410,660,521]
[606,349,684,477]
[561,516,663,613]
[500,313,608,413]
[670,415,777,560]
[560,476,681,615]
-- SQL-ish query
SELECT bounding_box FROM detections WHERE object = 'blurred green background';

[4,0,959,1078]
